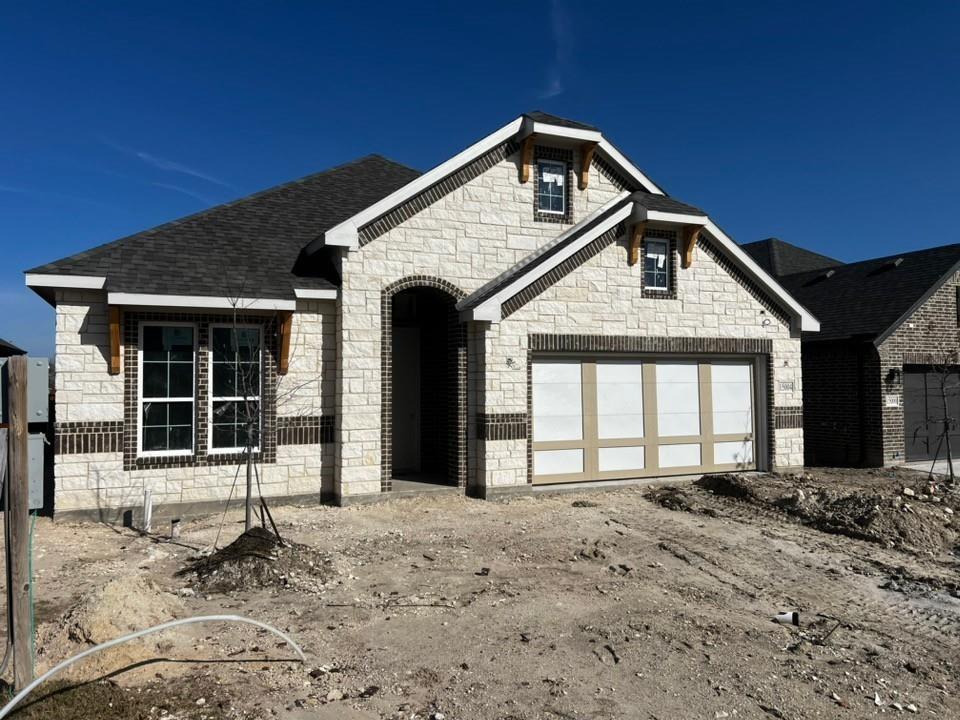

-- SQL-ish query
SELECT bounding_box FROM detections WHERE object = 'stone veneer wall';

[52,292,336,512]
[336,143,627,498]
[477,231,805,488]
[876,269,960,464]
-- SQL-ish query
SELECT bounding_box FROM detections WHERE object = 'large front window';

[139,325,195,455]
[209,326,262,452]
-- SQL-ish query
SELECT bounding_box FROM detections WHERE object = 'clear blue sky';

[3,1,959,357]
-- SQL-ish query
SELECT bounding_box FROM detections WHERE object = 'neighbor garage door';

[531,358,758,483]
[903,366,960,462]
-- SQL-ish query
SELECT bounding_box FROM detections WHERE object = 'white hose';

[0,614,306,719]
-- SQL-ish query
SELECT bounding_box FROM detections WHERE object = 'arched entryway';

[381,278,467,492]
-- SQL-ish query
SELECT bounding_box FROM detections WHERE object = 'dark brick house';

[743,238,960,467]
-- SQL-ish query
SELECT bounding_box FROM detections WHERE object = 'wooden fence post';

[7,356,32,689]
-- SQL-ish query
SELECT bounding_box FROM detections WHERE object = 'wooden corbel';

[682,225,702,269]
[278,311,293,376]
[519,135,536,184]
[108,306,121,375]
[578,142,598,190]
[628,222,646,266]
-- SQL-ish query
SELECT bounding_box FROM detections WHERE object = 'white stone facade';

[50,141,805,514]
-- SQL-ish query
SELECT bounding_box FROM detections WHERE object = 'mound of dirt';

[36,575,184,679]
[649,471,960,556]
[179,527,336,594]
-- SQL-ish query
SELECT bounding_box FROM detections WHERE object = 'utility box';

[0,356,50,424]
[28,433,44,510]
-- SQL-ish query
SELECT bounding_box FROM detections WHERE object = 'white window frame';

[537,159,566,215]
[643,238,670,292]
[208,323,263,455]
[137,321,197,458]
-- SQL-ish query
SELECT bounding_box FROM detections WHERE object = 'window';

[209,326,262,453]
[537,160,566,214]
[643,238,670,291]
[139,324,195,456]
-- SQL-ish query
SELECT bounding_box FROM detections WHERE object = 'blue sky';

[2,1,959,357]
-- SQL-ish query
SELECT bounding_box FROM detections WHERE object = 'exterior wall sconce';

[885,368,902,386]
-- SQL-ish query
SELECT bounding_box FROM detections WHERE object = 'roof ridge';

[778,242,960,279]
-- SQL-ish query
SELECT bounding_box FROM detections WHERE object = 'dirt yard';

[5,467,960,719]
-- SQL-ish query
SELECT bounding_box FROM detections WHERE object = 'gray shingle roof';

[28,155,421,300]
[0,337,26,357]
[631,191,705,216]
[523,111,599,132]
[774,243,960,342]
[741,238,841,277]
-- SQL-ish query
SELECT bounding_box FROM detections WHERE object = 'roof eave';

[872,256,960,347]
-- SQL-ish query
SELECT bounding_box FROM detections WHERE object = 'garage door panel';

[659,443,702,468]
[715,439,754,465]
[598,446,646,472]
[532,361,583,442]
[596,361,644,439]
[656,363,701,437]
[534,448,584,476]
[903,366,960,462]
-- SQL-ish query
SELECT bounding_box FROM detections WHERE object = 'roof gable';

[741,238,842,277]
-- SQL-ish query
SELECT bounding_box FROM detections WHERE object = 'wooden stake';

[7,356,33,689]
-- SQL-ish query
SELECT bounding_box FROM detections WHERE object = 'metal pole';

[7,356,32,689]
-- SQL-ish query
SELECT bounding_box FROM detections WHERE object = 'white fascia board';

[25,273,106,289]
[465,193,632,322]
[528,121,603,144]
[108,293,297,311]
[597,140,664,195]
[701,220,821,333]
[323,117,526,249]
[637,209,710,226]
[293,288,338,300]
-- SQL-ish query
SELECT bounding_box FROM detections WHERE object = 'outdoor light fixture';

[885,368,902,386]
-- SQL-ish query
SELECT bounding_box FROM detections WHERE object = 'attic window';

[644,239,670,291]
[537,160,566,215]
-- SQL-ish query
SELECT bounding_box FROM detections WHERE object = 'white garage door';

[532,358,757,484]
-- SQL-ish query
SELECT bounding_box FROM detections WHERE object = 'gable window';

[537,160,566,215]
[644,238,670,291]
[209,326,262,453]
[139,324,195,456]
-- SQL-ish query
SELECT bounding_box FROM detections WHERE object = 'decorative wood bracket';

[278,311,293,376]
[108,306,121,375]
[682,225,703,269]
[628,222,646,266]
[578,142,598,190]
[519,135,536,184]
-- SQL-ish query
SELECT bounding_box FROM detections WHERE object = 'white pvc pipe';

[0,614,306,719]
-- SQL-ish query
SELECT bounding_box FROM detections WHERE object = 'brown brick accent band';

[55,421,123,455]
[529,334,773,355]
[593,153,631,191]
[359,141,519,245]
[123,310,279,471]
[774,406,803,429]
[277,416,334,445]
[477,413,527,440]
[502,226,622,319]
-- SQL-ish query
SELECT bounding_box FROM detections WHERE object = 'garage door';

[903,366,960,462]
[531,358,757,484]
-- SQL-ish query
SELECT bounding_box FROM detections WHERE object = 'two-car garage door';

[531,357,759,484]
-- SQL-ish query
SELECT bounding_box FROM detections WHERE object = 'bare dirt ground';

[4,467,960,719]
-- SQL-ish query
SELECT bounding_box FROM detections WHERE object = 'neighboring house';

[743,238,960,467]
[0,337,26,357]
[26,112,818,515]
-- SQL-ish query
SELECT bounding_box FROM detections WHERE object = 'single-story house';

[742,237,960,467]
[27,112,818,515]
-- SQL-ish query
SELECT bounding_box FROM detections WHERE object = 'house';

[742,238,960,467]
[26,112,818,515]
[0,338,26,358]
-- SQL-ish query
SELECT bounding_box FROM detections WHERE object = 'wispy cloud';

[539,0,573,99]
[101,138,235,189]
[0,184,27,194]
[0,183,112,209]
[152,182,215,205]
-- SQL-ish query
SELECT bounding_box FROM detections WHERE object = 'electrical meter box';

[0,357,50,424]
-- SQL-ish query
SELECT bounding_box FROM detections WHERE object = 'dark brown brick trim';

[525,333,776,482]
[698,236,791,327]
[477,413,527,440]
[359,141,519,246]
[55,421,123,455]
[122,310,279,471]
[501,226,622,319]
[640,229,678,300]
[532,146,573,224]
[380,276,468,493]
[277,415,334,445]
[774,406,803,430]
[593,153,631,191]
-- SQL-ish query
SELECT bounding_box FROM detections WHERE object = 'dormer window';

[537,160,566,215]
[643,238,670,291]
